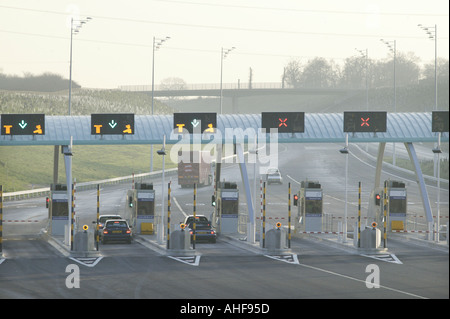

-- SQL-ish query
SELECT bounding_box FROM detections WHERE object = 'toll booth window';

[52,202,68,216]
[389,198,406,214]
[222,199,238,215]
[137,201,154,215]
[305,199,322,215]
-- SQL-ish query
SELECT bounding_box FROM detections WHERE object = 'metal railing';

[3,168,178,201]
[118,82,284,92]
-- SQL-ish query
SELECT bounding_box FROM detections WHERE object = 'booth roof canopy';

[0,112,447,146]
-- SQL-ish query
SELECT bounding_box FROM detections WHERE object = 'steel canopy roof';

[0,112,447,146]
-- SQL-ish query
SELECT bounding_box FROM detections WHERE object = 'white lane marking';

[172,196,188,218]
[297,262,426,299]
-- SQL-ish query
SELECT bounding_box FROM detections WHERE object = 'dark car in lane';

[184,215,216,243]
[94,214,123,240]
[102,219,132,244]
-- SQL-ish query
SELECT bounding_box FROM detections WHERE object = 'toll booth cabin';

[368,180,407,231]
[297,181,323,232]
[49,183,69,236]
[127,183,155,234]
[387,180,407,231]
[216,182,239,234]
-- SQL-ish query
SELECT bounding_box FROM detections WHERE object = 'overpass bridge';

[118,82,361,98]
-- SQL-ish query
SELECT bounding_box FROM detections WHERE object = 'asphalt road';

[1,142,448,300]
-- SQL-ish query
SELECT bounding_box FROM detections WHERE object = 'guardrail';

[118,82,284,92]
[3,168,178,201]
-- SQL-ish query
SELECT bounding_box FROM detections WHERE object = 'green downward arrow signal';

[109,120,118,129]
[191,119,200,128]
[18,120,28,129]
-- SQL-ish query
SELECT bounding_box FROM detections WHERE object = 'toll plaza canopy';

[0,112,447,146]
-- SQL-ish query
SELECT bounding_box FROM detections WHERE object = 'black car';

[184,215,216,243]
[102,219,132,244]
[94,214,123,240]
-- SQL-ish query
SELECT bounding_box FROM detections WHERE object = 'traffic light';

[375,193,381,206]
[293,194,299,206]
[211,195,216,207]
[128,196,133,207]
[46,197,49,208]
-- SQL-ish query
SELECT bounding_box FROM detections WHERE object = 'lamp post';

[418,24,439,179]
[417,24,437,112]
[68,17,92,115]
[380,39,397,166]
[339,135,349,243]
[219,47,235,114]
[150,36,170,172]
[355,48,369,110]
[157,135,167,244]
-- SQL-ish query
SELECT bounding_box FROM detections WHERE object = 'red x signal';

[278,118,288,127]
[360,117,370,127]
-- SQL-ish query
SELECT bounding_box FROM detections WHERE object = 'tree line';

[281,53,449,90]
[0,72,80,92]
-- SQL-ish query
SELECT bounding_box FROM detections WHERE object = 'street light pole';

[418,24,437,111]
[68,17,91,115]
[157,135,167,244]
[355,48,369,110]
[380,39,397,165]
[219,47,235,114]
[150,36,170,172]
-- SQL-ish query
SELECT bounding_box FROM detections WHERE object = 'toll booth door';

[220,191,239,234]
[304,190,323,232]
[136,191,155,233]
[51,193,69,236]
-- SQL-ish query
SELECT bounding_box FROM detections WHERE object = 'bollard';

[193,183,196,250]
[358,182,361,248]
[288,182,291,249]
[0,185,3,255]
[167,182,171,249]
[262,182,266,248]
[96,184,100,251]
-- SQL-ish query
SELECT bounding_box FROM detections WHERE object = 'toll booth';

[216,182,239,234]
[297,181,323,232]
[127,183,155,234]
[368,180,407,231]
[49,184,69,236]
[387,180,407,231]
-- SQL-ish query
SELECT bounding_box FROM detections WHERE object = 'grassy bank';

[0,145,176,192]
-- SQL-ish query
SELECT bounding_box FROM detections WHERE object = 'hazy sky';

[0,0,448,89]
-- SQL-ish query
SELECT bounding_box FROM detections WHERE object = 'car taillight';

[211,231,215,235]
[190,231,193,235]
[126,229,131,234]
[103,230,108,234]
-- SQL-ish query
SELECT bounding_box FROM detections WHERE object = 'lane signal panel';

[1,114,45,135]
[91,113,134,135]
[343,111,387,133]
[261,112,305,133]
[173,112,217,134]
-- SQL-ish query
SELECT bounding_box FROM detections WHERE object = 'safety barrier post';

[383,180,387,248]
[96,184,100,251]
[0,185,3,255]
[262,182,266,248]
[167,182,171,249]
[358,182,361,248]
[193,183,196,250]
[71,179,76,251]
[288,182,291,249]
